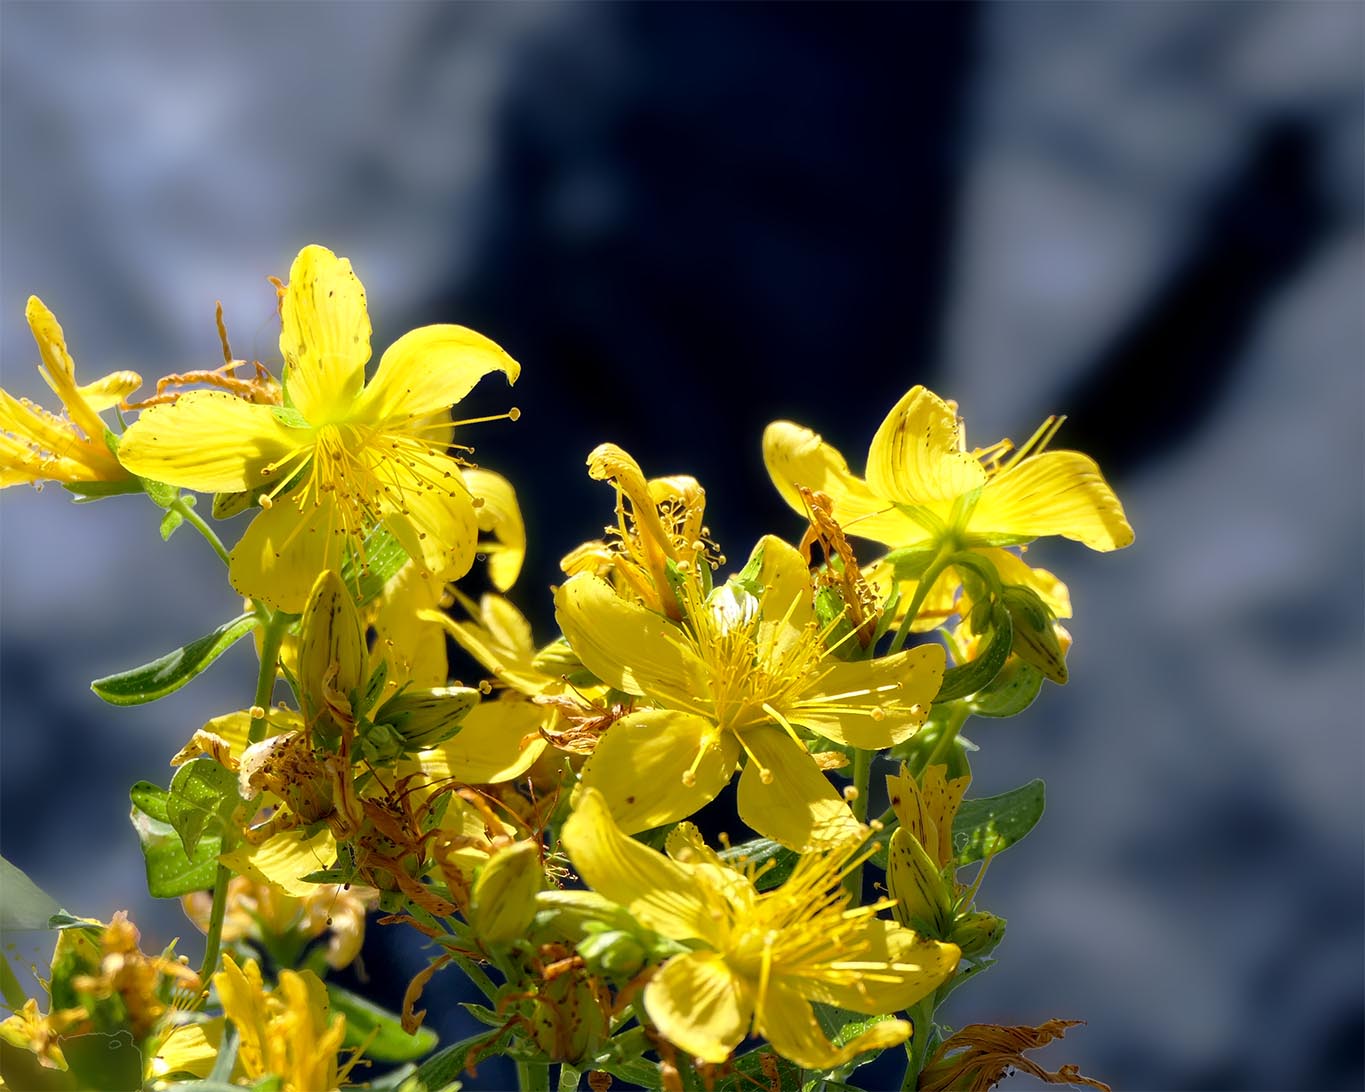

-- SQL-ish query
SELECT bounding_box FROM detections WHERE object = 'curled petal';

[972,450,1134,551]
[865,385,986,507]
[755,978,911,1071]
[356,324,518,426]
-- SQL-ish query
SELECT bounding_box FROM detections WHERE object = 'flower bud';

[373,686,479,752]
[950,909,1006,959]
[886,827,953,937]
[298,570,367,748]
[1001,584,1068,684]
[469,841,543,945]
[577,927,648,979]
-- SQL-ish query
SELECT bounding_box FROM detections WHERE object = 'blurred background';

[2,2,1361,1088]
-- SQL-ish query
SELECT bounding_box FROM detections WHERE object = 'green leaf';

[718,837,798,892]
[0,855,61,931]
[58,1029,142,1091]
[0,949,26,1009]
[934,608,1012,702]
[414,1029,505,1089]
[711,1047,798,1091]
[327,981,439,1063]
[91,613,256,705]
[167,758,242,857]
[952,779,1045,865]
[62,479,144,501]
[813,1003,897,1073]
[129,785,222,898]
[967,660,1045,718]
[343,526,415,607]
[208,1025,239,1084]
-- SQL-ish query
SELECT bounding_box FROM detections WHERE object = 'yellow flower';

[556,535,944,849]
[117,245,519,612]
[561,788,959,1070]
[214,954,358,1091]
[765,385,1132,554]
[0,297,141,487]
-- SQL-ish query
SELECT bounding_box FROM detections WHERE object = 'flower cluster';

[1,246,1126,1091]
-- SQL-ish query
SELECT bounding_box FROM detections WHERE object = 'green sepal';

[730,539,767,597]
[141,476,181,509]
[934,606,1012,702]
[91,613,257,706]
[952,779,1045,865]
[270,404,311,430]
[967,659,1045,717]
[327,981,439,1062]
[128,782,222,897]
[167,758,243,857]
[1000,585,1068,684]
[881,545,938,582]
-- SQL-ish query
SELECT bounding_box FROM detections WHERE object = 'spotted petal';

[278,245,371,423]
[866,385,986,507]
[795,643,943,748]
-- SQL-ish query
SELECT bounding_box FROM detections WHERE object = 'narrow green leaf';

[208,1025,239,1084]
[167,758,242,857]
[935,609,1011,702]
[327,981,439,1062]
[0,949,26,1009]
[0,856,61,931]
[343,526,414,607]
[62,479,144,501]
[130,787,222,898]
[415,1029,505,1088]
[952,779,1045,865]
[91,613,256,706]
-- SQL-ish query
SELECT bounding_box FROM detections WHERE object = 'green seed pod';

[1001,585,1068,684]
[950,909,1007,959]
[373,686,479,752]
[469,841,543,945]
[886,827,953,938]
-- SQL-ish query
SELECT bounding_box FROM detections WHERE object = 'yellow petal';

[463,467,526,591]
[865,386,986,506]
[354,323,519,426]
[795,643,943,748]
[735,727,862,851]
[561,787,719,944]
[278,245,371,423]
[972,451,1134,550]
[426,604,547,696]
[756,978,910,1071]
[800,918,960,1014]
[749,535,815,631]
[579,709,740,834]
[201,707,302,758]
[24,296,108,442]
[76,369,142,413]
[763,420,925,545]
[379,450,480,582]
[554,574,705,699]
[373,564,448,690]
[219,828,337,898]
[229,493,344,613]
[420,698,546,784]
[118,390,307,493]
[644,952,753,1065]
[150,1020,223,1080]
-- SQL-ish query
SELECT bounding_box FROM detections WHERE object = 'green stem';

[247,612,288,745]
[173,495,231,566]
[558,1063,580,1091]
[901,994,938,1091]
[888,548,955,655]
[195,863,232,988]
[518,1060,551,1092]
[844,747,874,898]
[918,702,969,774]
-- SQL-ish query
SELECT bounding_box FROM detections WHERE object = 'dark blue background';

[2,4,1361,1088]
